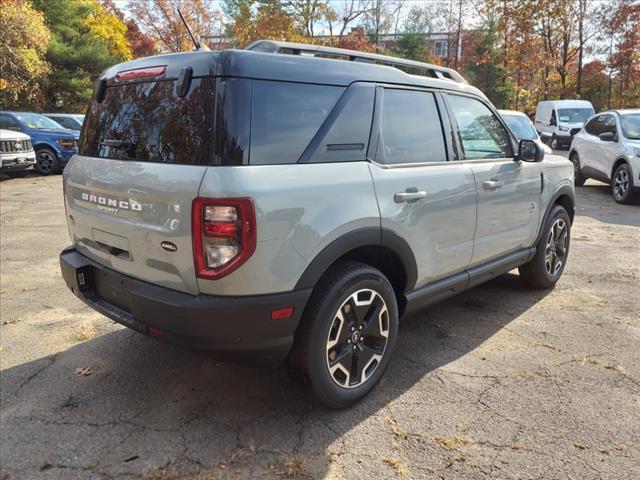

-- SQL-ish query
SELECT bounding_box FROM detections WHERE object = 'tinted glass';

[0,114,20,130]
[80,78,214,164]
[584,117,601,135]
[621,114,640,140]
[557,108,594,123]
[502,114,537,140]
[215,78,250,165]
[307,84,374,163]
[448,95,512,159]
[600,114,617,135]
[377,89,446,164]
[250,80,343,165]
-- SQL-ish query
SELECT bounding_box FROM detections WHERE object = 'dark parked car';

[0,112,79,175]
[44,113,85,131]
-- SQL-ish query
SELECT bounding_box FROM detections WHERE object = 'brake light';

[115,65,167,82]
[192,198,256,280]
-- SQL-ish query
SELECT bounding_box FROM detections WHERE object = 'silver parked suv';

[60,41,575,407]
[570,109,640,204]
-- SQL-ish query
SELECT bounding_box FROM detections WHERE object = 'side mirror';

[517,139,544,162]
[599,132,616,142]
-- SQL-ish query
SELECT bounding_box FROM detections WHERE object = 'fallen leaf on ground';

[75,367,93,377]
[434,435,473,449]
[383,457,408,476]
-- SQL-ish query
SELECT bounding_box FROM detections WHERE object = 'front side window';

[448,95,512,159]
[376,89,447,165]
[0,114,20,131]
[600,114,617,135]
[250,80,344,165]
[584,117,602,136]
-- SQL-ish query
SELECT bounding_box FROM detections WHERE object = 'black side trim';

[534,185,575,246]
[403,247,535,317]
[465,247,535,290]
[582,166,609,183]
[294,227,418,291]
[404,271,468,316]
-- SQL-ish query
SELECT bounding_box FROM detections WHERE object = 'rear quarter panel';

[197,162,380,295]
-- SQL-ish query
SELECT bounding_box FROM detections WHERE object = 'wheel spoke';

[326,288,390,389]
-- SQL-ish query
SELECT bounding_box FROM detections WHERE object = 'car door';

[368,87,477,289]
[595,114,619,180]
[445,93,541,267]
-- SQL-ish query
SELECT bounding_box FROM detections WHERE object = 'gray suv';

[60,41,575,407]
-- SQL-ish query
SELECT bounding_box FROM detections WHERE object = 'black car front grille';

[0,139,32,153]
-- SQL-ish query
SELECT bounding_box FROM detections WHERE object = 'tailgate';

[64,157,206,294]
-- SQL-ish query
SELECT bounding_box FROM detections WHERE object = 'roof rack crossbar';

[246,40,467,84]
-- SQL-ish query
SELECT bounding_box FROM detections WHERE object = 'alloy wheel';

[545,218,568,277]
[613,168,629,201]
[37,151,56,174]
[326,289,389,389]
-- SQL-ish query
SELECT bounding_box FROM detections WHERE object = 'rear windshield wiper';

[100,139,131,150]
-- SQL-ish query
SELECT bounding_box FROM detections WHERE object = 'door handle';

[394,190,428,203]
[483,180,504,190]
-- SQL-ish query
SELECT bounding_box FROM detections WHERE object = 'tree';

[334,0,371,39]
[461,18,514,108]
[31,0,130,111]
[130,0,222,53]
[101,0,156,58]
[394,34,428,61]
[0,0,51,109]
[224,1,299,48]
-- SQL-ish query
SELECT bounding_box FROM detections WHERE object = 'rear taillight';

[192,198,256,280]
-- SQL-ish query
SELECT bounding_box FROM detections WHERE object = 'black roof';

[100,41,485,98]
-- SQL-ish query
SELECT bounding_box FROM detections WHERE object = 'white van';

[535,100,595,150]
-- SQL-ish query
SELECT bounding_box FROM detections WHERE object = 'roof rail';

[246,39,467,84]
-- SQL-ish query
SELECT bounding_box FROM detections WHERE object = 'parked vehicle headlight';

[57,138,76,149]
[559,125,569,132]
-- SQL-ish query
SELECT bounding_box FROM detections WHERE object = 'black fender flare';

[294,227,418,292]
[534,185,575,246]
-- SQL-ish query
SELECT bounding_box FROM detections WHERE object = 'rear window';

[79,78,214,165]
[250,81,344,165]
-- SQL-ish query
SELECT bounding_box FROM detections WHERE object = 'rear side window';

[250,81,344,165]
[80,78,214,165]
[448,95,512,159]
[376,89,447,165]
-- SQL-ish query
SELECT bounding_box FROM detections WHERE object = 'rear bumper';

[60,247,311,364]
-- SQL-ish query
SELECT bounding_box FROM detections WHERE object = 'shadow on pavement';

[0,273,551,479]
[574,182,640,227]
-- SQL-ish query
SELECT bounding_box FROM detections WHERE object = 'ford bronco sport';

[60,41,575,408]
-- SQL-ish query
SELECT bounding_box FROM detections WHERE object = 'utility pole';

[454,0,462,68]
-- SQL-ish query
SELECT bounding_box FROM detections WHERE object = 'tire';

[569,152,587,187]
[550,135,559,150]
[519,205,571,289]
[611,163,639,204]
[35,147,59,176]
[288,261,399,408]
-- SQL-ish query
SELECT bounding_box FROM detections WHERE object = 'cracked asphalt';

[1,165,639,480]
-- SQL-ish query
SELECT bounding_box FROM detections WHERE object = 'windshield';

[15,113,64,130]
[620,114,640,140]
[557,108,594,123]
[502,114,538,140]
